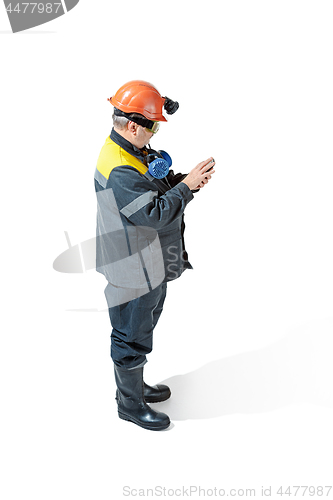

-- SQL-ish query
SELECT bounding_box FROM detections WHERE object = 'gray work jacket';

[94,129,194,291]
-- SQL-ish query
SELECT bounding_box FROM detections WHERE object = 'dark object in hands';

[206,158,215,173]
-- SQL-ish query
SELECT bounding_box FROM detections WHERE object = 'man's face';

[120,121,155,149]
[135,126,154,149]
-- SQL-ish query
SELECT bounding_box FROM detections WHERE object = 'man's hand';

[182,158,215,191]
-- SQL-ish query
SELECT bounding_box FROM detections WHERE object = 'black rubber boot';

[144,382,171,403]
[114,365,171,431]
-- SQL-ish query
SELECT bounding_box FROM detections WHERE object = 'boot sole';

[118,411,170,431]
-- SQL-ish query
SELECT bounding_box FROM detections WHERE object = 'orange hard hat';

[108,80,167,122]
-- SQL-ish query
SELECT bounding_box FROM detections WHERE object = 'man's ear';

[128,121,138,136]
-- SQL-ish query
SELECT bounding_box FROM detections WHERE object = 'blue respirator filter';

[148,150,173,179]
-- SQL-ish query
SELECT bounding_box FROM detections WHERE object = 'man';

[94,80,215,431]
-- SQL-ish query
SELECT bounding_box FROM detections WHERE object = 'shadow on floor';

[150,317,333,420]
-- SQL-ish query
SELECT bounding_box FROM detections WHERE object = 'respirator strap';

[144,171,155,182]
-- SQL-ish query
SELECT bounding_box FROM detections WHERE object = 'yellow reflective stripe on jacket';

[96,136,148,182]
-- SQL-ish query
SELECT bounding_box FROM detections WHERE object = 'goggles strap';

[113,108,155,130]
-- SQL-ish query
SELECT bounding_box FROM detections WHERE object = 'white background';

[1,1,333,498]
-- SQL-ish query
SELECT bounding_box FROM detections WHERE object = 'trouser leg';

[152,283,167,329]
[106,283,167,369]
[139,283,170,402]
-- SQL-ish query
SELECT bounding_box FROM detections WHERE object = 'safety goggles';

[114,108,160,134]
[145,122,160,134]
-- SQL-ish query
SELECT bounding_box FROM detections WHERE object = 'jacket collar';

[110,128,146,161]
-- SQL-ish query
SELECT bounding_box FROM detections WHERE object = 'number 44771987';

[6,3,62,14]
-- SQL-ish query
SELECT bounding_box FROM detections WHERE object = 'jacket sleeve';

[108,166,194,229]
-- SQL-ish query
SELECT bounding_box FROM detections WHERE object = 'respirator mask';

[145,149,173,179]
